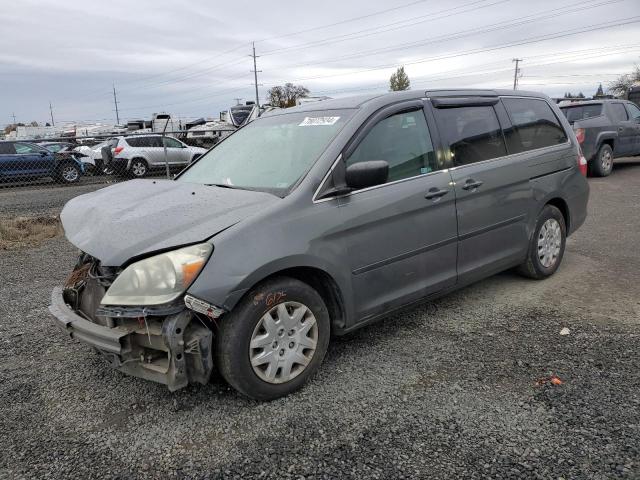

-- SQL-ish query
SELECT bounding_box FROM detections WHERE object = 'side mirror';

[345,160,389,190]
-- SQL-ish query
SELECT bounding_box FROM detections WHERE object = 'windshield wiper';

[205,183,242,190]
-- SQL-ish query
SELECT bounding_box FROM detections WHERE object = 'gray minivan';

[50,90,589,400]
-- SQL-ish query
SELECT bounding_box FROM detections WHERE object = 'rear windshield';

[560,104,603,123]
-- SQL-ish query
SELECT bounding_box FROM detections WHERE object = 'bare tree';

[267,83,310,108]
[608,65,640,98]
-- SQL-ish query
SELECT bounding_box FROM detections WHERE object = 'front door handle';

[462,179,483,190]
[425,188,449,200]
[618,126,624,132]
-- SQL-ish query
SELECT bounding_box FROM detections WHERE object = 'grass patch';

[0,215,62,250]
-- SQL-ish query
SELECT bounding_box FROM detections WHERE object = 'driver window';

[163,137,182,148]
[346,110,438,183]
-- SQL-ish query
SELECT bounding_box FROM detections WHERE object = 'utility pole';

[233,97,243,105]
[49,101,55,126]
[250,42,261,108]
[512,58,523,90]
[112,83,120,125]
[12,113,17,124]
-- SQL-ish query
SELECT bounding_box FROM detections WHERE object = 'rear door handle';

[618,126,624,132]
[462,179,483,190]
[425,188,449,200]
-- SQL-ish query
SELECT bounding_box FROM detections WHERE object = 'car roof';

[560,99,629,106]
[268,89,551,116]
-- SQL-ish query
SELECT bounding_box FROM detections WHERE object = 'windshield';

[560,104,603,123]
[178,109,353,196]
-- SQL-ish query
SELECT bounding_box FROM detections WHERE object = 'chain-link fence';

[0,128,232,190]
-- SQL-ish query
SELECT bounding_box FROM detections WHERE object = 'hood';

[61,179,280,266]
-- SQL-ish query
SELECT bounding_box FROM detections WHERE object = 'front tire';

[518,205,566,279]
[214,276,331,401]
[590,143,613,177]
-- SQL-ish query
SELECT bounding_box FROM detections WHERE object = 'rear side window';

[502,98,567,153]
[0,143,16,154]
[435,106,507,166]
[346,109,438,182]
[125,137,142,147]
[560,104,603,122]
[610,103,628,122]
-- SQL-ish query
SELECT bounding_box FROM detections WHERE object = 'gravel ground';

[1,159,639,479]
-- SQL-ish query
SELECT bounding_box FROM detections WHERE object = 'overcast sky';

[1,0,639,126]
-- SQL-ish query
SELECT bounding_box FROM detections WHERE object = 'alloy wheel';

[62,165,79,182]
[601,149,612,172]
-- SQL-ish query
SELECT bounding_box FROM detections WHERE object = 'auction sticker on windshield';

[299,116,340,126]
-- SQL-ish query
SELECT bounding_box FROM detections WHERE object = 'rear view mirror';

[345,160,389,190]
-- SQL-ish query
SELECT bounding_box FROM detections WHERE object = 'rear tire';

[129,158,148,178]
[518,205,566,279]
[589,144,613,177]
[214,276,331,401]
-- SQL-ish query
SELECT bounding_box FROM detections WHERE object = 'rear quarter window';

[502,98,567,154]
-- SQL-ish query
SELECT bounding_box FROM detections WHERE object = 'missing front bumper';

[49,287,213,391]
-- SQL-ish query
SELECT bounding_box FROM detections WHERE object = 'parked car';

[74,140,115,175]
[559,99,640,176]
[39,141,77,153]
[50,90,589,400]
[0,140,84,184]
[101,134,207,177]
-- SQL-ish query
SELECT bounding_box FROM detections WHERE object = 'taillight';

[113,146,124,155]
[577,149,588,176]
[575,128,585,144]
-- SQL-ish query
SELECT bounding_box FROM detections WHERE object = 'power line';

[264,16,640,85]
[256,0,430,43]
[268,0,623,70]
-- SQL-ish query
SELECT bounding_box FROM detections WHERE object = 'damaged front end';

[49,252,219,391]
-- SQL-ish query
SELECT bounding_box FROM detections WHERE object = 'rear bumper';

[49,287,213,391]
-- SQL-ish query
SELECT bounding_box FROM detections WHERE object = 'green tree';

[267,83,310,108]
[389,66,410,91]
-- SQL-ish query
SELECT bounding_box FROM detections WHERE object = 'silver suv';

[104,135,207,177]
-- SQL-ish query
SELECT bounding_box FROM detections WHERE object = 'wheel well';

[546,198,570,232]
[600,138,614,150]
[258,267,346,331]
[131,157,147,164]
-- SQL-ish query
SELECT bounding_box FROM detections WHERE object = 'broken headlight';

[100,243,213,306]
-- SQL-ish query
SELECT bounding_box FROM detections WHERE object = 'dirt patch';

[0,215,62,250]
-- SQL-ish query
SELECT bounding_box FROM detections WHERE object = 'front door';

[336,104,458,320]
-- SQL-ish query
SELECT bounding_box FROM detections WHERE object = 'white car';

[105,135,207,178]
[74,140,117,175]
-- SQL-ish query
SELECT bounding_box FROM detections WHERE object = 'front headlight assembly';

[101,243,213,306]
